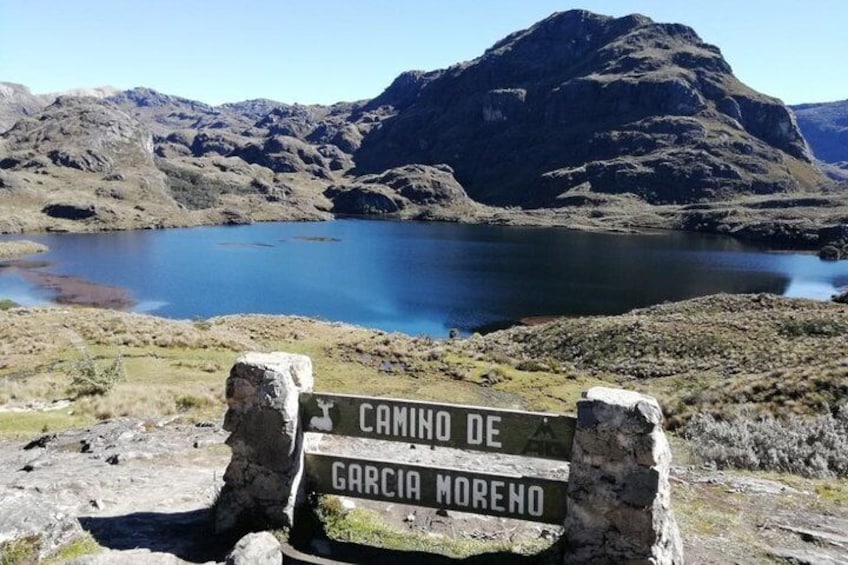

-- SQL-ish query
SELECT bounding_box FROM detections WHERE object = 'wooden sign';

[305,453,569,524]
[300,392,576,461]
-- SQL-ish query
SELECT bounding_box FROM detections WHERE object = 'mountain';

[791,99,848,181]
[0,82,47,133]
[1,10,844,251]
[355,10,818,207]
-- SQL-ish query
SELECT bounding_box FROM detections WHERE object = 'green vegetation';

[43,534,101,564]
[156,159,257,210]
[0,299,20,311]
[0,535,40,565]
[475,293,848,427]
[315,496,550,558]
[67,354,125,397]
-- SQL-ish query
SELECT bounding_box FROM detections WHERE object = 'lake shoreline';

[1,202,843,258]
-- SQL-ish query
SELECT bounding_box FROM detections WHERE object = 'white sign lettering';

[466,414,503,448]
[358,402,452,442]
[331,460,421,501]
[435,473,544,517]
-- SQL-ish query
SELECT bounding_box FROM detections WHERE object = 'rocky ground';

[0,417,846,563]
[0,289,846,562]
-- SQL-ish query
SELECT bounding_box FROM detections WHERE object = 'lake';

[2,220,847,336]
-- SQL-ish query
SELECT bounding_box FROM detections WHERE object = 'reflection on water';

[1,220,847,336]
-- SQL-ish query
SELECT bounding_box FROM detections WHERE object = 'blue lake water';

[2,219,847,336]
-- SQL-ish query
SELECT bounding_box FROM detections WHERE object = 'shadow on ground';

[79,509,236,563]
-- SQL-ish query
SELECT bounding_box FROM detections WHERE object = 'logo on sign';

[309,399,336,432]
[522,417,568,458]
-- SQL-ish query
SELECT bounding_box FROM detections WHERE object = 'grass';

[43,534,101,564]
[3,293,847,438]
[315,496,551,558]
[474,293,848,428]
[0,535,40,565]
[1,298,846,562]
[0,532,102,565]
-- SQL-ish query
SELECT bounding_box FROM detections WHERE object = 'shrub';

[67,355,125,398]
[685,404,848,478]
[0,299,20,311]
[779,317,848,337]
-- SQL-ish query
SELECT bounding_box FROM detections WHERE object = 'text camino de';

[330,461,545,518]
[358,402,504,447]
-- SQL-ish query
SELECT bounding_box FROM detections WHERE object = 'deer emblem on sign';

[309,398,335,432]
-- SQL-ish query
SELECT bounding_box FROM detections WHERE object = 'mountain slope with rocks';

[792,99,848,165]
[355,10,820,207]
[791,99,848,183]
[1,10,845,251]
[0,82,47,133]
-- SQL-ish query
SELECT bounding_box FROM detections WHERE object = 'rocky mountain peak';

[1,96,156,173]
[0,81,48,133]
[110,87,211,111]
[354,10,816,206]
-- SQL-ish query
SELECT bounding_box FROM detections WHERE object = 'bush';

[0,299,20,311]
[685,404,848,478]
[67,355,125,398]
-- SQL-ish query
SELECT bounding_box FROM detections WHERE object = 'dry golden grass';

[470,293,848,427]
[2,293,847,438]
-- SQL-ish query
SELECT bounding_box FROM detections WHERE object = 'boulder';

[42,202,98,220]
[325,164,473,215]
[0,489,84,561]
[225,531,282,565]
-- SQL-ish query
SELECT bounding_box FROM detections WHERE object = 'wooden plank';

[305,453,568,524]
[299,392,575,461]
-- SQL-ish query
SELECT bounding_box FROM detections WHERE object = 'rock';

[765,547,844,565]
[819,245,841,261]
[563,387,684,564]
[324,183,404,214]
[23,433,56,450]
[214,352,314,534]
[225,531,282,565]
[324,164,474,215]
[0,489,84,560]
[0,82,48,133]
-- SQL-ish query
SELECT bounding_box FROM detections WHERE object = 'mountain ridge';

[0,9,845,255]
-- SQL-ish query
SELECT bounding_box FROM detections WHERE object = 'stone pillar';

[563,387,684,564]
[214,352,313,534]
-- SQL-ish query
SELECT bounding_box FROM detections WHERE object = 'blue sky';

[0,1,845,106]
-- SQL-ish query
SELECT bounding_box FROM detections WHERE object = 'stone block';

[563,387,683,564]
[214,352,313,534]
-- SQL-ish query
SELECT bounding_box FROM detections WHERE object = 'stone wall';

[563,387,684,564]
[214,352,313,534]
[215,354,683,563]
